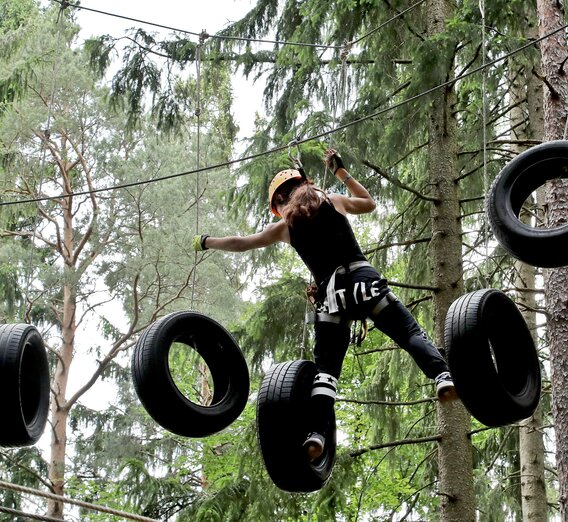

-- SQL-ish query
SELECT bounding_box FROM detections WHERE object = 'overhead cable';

[350,0,427,46]
[0,480,160,522]
[53,0,428,51]
[52,0,342,50]
[2,21,566,208]
[0,504,68,522]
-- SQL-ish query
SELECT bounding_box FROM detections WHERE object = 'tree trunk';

[516,261,547,522]
[426,1,475,520]
[510,37,548,521]
[537,0,568,518]
[47,181,77,519]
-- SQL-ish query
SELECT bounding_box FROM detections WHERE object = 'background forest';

[0,0,566,520]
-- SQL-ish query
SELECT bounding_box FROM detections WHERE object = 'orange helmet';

[268,169,303,217]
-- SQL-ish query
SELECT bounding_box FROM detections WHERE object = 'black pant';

[309,267,449,434]
[314,297,448,380]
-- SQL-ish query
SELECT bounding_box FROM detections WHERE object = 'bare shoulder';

[328,191,375,215]
[327,193,348,215]
[265,219,291,244]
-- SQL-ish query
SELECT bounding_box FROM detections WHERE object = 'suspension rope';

[0,480,159,522]
[322,41,351,191]
[350,0,427,46]
[23,3,67,321]
[190,32,206,310]
[1,20,567,209]
[53,0,428,52]
[479,0,490,287]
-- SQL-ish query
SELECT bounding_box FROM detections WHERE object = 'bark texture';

[426,1,474,520]
[537,0,568,518]
[510,43,548,521]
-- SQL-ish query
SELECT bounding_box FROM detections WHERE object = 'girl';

[193,149,455,460]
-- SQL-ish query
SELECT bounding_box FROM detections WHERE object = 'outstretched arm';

[195,220,290,252]
[324,149,376,215]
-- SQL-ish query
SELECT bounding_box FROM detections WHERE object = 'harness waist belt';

[370,291,398,316]
[306,311,342,324]
[326,261,373,313]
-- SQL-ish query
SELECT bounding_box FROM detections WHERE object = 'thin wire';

[22,4,67,322]
[190,39,203,310]
[55,0,427,51]
[350,0,427,46]
[52,0,341,50]
[0,480,159,522]
[322,42,350,191]
[479,0,490,287]
[2,21,567,209]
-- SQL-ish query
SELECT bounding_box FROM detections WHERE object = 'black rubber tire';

[0,324,50,447]
[444,289,541,427]
[486,140,568,267]
[256,360,336,492]
[132,311,250,437]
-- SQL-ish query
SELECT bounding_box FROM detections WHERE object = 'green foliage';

[0,1,556,521]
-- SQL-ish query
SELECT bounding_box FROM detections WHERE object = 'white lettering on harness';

[335,288,347,309]
[353,281,379,304]
[360,283,373,302]
[370,280,381,297]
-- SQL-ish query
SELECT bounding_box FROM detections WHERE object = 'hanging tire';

[444,289,541,427]
[132,311,250,437]
[257,360,336,492]
[0,324,50,447]
[486,139,568,267]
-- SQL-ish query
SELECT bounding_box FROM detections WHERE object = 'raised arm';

[324,149,376,215]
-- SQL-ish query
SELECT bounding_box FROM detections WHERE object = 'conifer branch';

[363,160,440,202]
[363,236,431,255]
[338,396,436,406]
[349,434,441,458]
[388,280,439,292]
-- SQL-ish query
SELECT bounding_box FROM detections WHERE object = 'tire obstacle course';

[2,141,565,492]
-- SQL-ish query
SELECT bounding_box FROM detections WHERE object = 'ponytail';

[281,180,327,227]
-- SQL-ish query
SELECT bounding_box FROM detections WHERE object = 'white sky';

[72,0,264,139]
[37,1,266,417]
[74,0,256,41]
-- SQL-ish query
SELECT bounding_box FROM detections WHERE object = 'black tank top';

[288,199,366,286]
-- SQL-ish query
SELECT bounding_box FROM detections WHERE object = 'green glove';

[192,234,210,251]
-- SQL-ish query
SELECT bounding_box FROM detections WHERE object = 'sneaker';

[435,372,458,402]
[303,432,325,461]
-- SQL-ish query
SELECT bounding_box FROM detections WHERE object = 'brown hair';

[280,180,327,227]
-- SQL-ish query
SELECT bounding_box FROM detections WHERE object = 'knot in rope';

[199,30,210,44]
[340,40,352,62]
[56,0,70,22]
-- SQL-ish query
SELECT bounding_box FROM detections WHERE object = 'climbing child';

[193,149,456,460]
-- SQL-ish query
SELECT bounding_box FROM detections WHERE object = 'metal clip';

[287,137,303,170]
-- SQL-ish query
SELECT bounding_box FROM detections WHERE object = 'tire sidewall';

[0,324,50,446]
[257,360,336,492]
[132,311,249,437]
[487,140,568,267]
[445,289,541,426]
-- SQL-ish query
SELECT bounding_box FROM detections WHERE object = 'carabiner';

[287,137,303,170]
